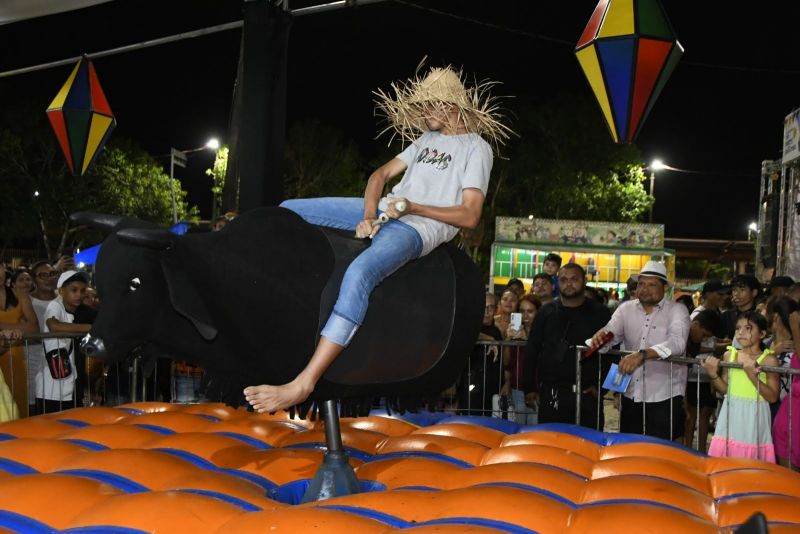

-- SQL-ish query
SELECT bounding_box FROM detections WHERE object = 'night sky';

[2,0,798,240]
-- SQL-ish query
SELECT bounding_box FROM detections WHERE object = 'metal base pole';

[300,399,360,503]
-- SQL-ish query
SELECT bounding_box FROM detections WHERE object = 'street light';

[648,158,666,223]
[748,221,758,240]
[169,138,220,224]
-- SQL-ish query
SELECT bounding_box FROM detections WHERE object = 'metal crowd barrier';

[0,333,205,419]
[451,339,797,465]
[2,333,796,467]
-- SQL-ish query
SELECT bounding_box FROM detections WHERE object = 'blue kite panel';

[64,60,91,111]
[596,37,636,142]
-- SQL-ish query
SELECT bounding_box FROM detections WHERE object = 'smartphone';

[510,312,522,330]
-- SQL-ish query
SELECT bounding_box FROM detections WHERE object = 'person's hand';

[618,351,645,375]
[500,381,511,397]
[386,197,411,219]
[53,255,75,272]
[770,339,792,354]
[702,355,720,377]
[525,391,538,408]
[0,329,22,348]
[741,357,758,378]
[0,329,22,341]
[355,219,378,239]
[506,326,526,340]
[582,385,598,398]
[590,329,609,348]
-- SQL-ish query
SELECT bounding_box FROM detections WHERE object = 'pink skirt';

[708,436,776,463]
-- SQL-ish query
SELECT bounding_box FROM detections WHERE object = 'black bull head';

[72,207,484,408]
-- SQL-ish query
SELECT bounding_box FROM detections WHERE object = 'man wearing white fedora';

[590,260,690,441]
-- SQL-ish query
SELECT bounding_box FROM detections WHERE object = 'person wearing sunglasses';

[27,261,61,415]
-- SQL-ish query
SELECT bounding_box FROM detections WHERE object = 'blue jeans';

[281,198,423,346]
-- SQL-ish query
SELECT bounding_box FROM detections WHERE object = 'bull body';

[75,207,483,408]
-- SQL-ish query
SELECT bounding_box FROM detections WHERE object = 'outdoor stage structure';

[756,107,800,282]
[490,216,675,296]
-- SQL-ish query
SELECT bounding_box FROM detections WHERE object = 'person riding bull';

[245,63,513,413]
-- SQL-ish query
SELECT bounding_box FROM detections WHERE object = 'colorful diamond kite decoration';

[575,0,683,143]
[46,56,116,175]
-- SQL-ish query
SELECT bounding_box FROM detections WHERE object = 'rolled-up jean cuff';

[321,312,360,347]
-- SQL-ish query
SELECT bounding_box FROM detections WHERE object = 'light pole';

[648,158,666,223]
[748,221,758,241]
[168,138,220,224]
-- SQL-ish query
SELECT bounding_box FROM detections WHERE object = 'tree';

[491,93,652,221]
[464,93,654,273]
[0,102,197,260]
[206,145,229,221]
[283,119,366,199]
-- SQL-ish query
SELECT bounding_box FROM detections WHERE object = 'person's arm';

[648,304,691,359]
[619,303,691,373]
[790,311,800,347]
[390,188,485,230]
[704,354,728,394]
[356,157,408,239]
[15,290,39,335]
[46,317,91,334]
[590,302,626,348]
[53,255,76,273]
[743,354,780,403]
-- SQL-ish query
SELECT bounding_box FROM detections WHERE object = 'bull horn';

[70,212,125,233]
[117,228,175,250]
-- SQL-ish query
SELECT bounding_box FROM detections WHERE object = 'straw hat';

[373,62,514,152]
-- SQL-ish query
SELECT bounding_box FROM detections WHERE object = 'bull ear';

[161,257,218,341]
[117,228,174,250]
[70,212,125,233]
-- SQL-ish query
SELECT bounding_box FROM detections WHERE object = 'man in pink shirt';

[590,261,690,441]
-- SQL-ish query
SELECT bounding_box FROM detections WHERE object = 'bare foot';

[243,379,312,413]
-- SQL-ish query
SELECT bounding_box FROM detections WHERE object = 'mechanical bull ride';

[72,207,483,412]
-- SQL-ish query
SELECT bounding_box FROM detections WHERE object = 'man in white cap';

[245,64,513,413]
[590,260,690,441]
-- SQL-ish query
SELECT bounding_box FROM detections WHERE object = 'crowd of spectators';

[3,244,799,470]
[0,256,100,419]
[458,256,799,471]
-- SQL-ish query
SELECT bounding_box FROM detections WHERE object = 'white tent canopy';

[0,0,115,25]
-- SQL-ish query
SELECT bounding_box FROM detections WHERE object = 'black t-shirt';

[73,304,98,325]
[481,323,502,341]
[524,299,611,391]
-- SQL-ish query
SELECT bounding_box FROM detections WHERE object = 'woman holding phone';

[500,294,541,423]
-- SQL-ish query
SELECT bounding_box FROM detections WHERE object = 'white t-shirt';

[27,296,55,403]
[36,299,76,401]
[379,131,493,257]
[689,305,706,320]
